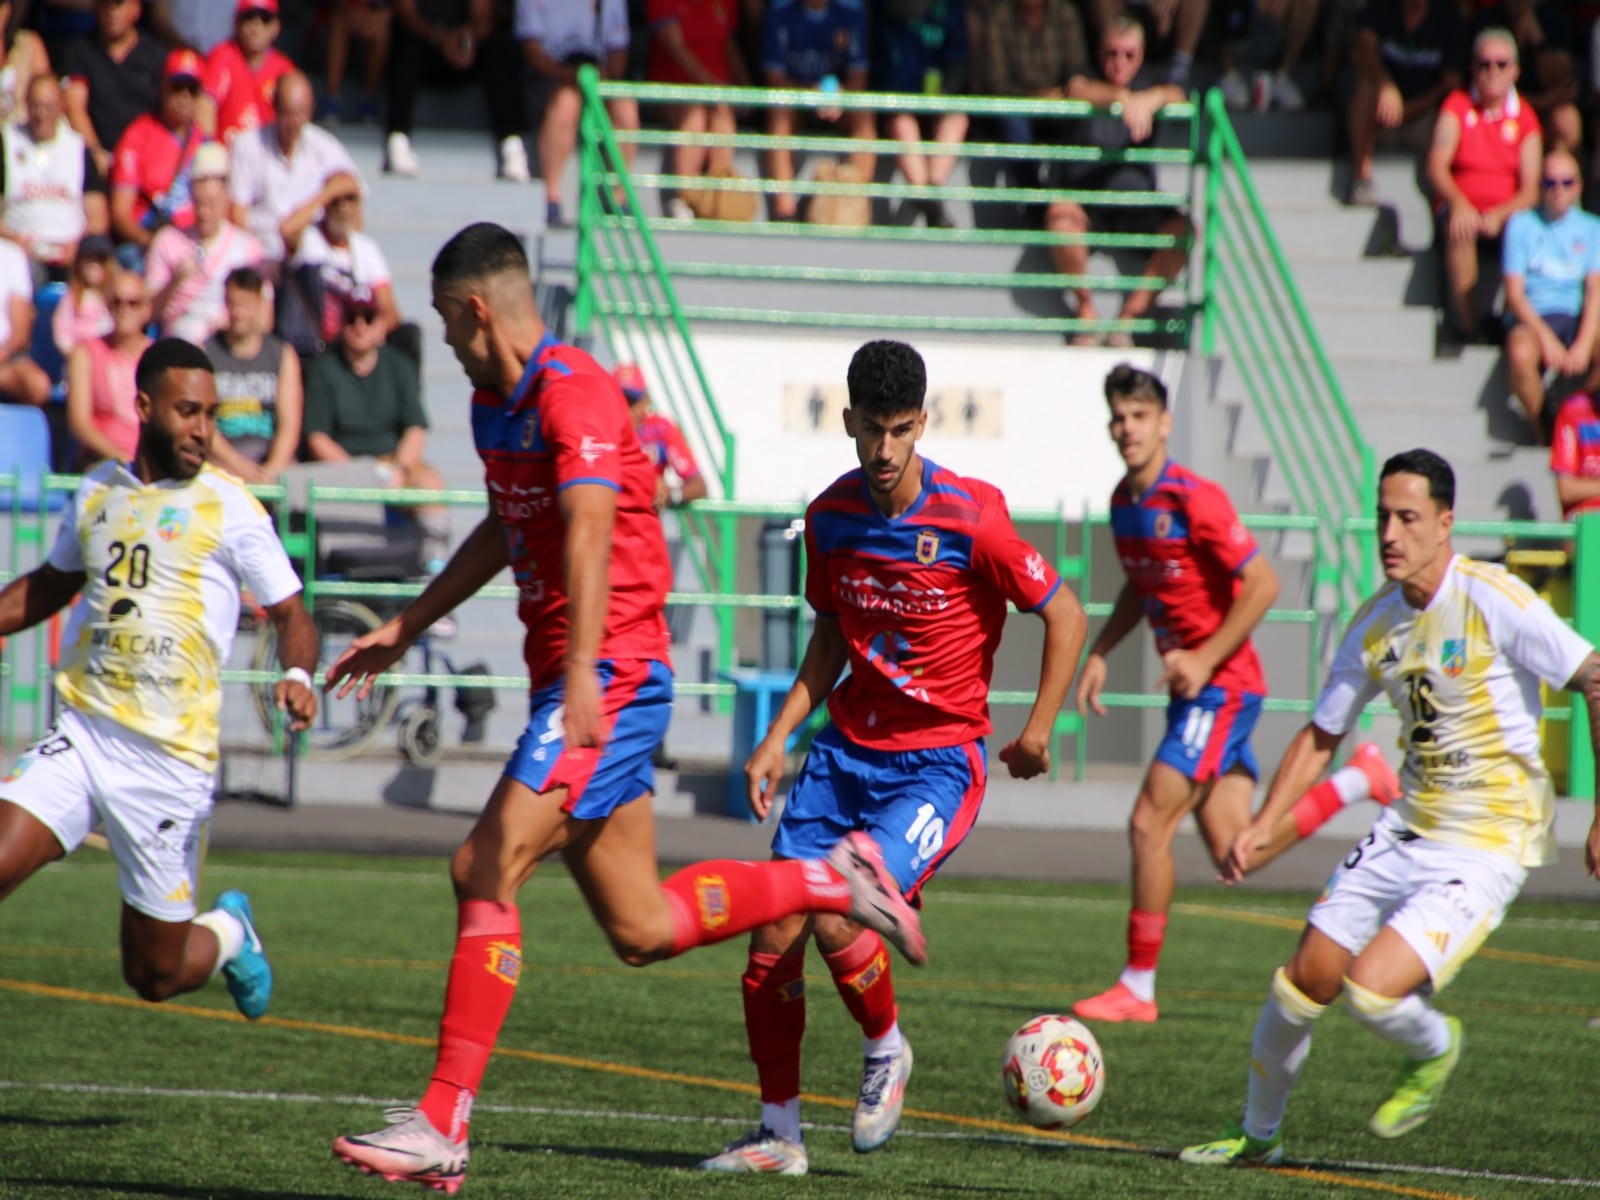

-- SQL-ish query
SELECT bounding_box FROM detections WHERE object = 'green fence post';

[1201,89,1222,357]
[1569,511,1600,799]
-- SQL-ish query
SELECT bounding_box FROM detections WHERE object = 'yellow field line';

[0,974,1490,1200]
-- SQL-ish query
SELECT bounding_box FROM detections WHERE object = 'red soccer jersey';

[636,411,701,481]
[1441,86,1540,213]
[646,0,739,84]
[111,116,203,230]
[202,40,294,144]
[804,460,1061,751]
[1108,459,1267,695]
[471,334,671,690]
[1550,391,1600,517]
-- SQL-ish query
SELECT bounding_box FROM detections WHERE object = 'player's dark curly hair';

[1381,448,1455,511]
[846,340,926,416]
[135,337,213,396]
[1103,363,1167,409]
[432,222,530,287]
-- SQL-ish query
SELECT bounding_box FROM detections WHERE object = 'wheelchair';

[247,502,495,765]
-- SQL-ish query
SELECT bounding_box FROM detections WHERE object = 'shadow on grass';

[0,1182,353,1199]
[498,1139,857,1176]
[0,1114,122,1130]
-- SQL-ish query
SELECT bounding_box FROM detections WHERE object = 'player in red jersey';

[325,224,928,1195]
[1072,364,1398,1025]
[698,340,1089,1175]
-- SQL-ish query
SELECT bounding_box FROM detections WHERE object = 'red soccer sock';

[824,929,897,1040]
[743,948,807,1103]
[418,900,522,1143]
[1292,779,1344,839]
[1127,908,1168,973]
[661,859,851,956]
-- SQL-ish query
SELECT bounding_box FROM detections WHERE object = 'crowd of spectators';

[2,0,1600,476]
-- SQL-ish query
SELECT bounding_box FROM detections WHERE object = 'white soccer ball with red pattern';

[1000,1014,1105,1129]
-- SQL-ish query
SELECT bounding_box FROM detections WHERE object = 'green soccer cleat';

[1369,1015,1463,1139]
[1178,1123,1285,1166]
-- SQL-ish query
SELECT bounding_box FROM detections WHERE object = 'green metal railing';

[1199,88,1375,616]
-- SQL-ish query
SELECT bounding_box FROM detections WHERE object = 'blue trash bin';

[723,668,798,821]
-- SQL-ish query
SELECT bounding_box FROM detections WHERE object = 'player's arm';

[745,613,848,819]
[0,562,84,637]
[325,509,508,699]
[264,592,318,731]
[1569,652,1600,879]
[1000,584,1088,780]
[560,482,616,750]
[1161,552,1279,700]
[1076,579,1143,716]
[1222,721,1344,883]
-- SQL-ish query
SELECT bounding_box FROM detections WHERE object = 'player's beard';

[143,425,203,482]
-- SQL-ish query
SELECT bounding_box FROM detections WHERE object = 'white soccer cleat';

[852,1038,913,1152]
[333,1107,468,1194]
[698,1125,809,1175]
[827,831,927,966]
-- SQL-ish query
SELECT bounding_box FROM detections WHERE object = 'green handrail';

[1200,89,1375,615]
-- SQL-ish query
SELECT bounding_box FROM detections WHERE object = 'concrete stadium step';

[1337,350,1508,409]
[1264,206,1387,259]
[1290,257,1414,305]
[1305,305,1439,361]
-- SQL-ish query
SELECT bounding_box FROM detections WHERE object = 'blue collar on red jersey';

[506,332,563,414]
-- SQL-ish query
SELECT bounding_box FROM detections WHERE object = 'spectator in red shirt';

[110,48,210,265]
[1425,26,1542,342]
[614,362,709,509]
[1550,391,1600,517]
[200,0,295,145]
[647,0,749,221]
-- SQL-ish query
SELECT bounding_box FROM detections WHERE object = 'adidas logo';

[1379,646,1400,666]
[1427,930,1449,953]
[165,881,192,904]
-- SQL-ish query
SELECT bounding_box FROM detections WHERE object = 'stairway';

[1215,153,1556,543]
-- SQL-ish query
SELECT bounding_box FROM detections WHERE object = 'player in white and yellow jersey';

[0,338,317,1021]
[1181,448,1600,1168]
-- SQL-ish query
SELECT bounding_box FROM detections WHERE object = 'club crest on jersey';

[520,414,538,449]
[1154,512,1173,538]
[156,505,189,542]
[1441,638,1466,678]
[915,530,940,564]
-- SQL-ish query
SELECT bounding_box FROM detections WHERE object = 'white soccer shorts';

[0,705,215,921]
[1308,808,1527,991]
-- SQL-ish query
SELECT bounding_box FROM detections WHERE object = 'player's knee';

[608,926,673,968]
[123,962,182,1003]
[1127,799,1176,849]
[1342,975,1404,1030]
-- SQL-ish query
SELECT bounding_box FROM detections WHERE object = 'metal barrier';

[1200,88,1375,616]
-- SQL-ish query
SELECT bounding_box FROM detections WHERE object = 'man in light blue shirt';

[1502,145,1600,442]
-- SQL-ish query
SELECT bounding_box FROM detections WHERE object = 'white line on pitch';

[2,1080,1595,1190]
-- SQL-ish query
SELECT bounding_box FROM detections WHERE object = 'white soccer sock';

[1343,978,1453,1059]
[1330,764,1371,805]
[762,1099,802,1145]
[192,908,245,978]
[864,1021,904,1059]
[1118,966,1156,1002]
[1242,967,1326,1140]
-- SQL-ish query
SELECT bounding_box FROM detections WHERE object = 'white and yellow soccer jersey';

[47,460,302,772]
[1312,555,1592,867]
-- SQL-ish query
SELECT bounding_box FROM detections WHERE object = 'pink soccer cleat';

[1073,981,1159,1024]
[1348,742,1400,807]
[333,1107,468,1194]
[827,831,928,966]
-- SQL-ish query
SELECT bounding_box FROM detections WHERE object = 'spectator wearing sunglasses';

[1425,26,1541,345]
[1502,147,1600,444]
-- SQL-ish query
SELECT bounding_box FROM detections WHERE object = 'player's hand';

[1375,83,1403,128]
[1565,342,1593,377]
[1076,652,1109,716]
[999,734,1050,780]
[273,677,318,731]
[1540,330,1569,372]
[744,734,788,821]
[1221,820,1272,885]
[324,617,413,700]
[653,476,671,512]
[563,662,606,750]
[1586,811,1600,879]
[1157,648,1210,700]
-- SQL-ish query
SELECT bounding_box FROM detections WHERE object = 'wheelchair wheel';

[251,598,400,759]
[398,704,443,767]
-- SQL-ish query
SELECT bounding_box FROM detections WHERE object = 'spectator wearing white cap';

[0,74,110,283]
[229,69,364,264]
[200,0,296,145]
[146,141,264,345]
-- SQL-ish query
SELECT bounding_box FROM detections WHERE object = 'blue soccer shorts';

[1155,685,1262,783]
[771,723,987,902]
[504,659,672,819]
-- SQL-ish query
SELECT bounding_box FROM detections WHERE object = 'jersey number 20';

[104,540,152,590]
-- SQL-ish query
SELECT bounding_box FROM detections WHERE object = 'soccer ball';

[1000,1014,1105,1130]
